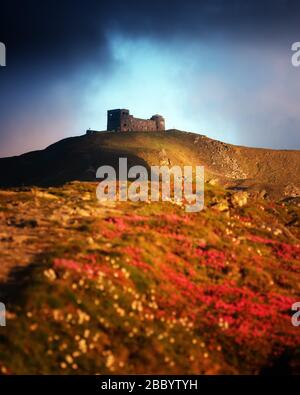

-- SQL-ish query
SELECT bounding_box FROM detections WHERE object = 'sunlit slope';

[0,182,299,374]
[0,130,299,197]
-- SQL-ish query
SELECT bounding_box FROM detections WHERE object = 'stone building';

[107,109,165,132]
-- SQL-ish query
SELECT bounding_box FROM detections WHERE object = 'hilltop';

[0,130,300,374]
[0,130,299,198]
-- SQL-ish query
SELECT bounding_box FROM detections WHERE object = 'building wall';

[107,109,165,132]
[123,116,158,132]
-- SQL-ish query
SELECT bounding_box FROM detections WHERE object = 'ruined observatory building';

[107,109,165,132]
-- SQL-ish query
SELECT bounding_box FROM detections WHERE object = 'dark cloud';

[1,0,300,66]
[1,1,300,156]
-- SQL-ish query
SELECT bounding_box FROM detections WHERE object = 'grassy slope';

[0,182,299,374]
[0,131,300,198]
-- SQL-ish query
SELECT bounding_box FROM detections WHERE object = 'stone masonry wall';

[122,116,158,132]
[107,109,165,132]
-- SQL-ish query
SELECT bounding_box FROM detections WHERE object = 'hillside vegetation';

[0,181,299,374]
[0,131,299,199]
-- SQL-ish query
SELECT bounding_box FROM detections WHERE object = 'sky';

[1,0,300,157]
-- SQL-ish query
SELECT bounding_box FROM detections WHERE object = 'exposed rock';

[284,184,300,198]
[213,200,229,212]
[258,190,268,199]
[7,217,38,228]
[158,149,171,166]
[44,268,57,281]
[207,178,219,186]
[231,191,248,207]
[32,190,59,200]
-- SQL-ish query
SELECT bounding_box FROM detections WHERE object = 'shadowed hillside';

[0,130,299,198]
[0,130,300,374]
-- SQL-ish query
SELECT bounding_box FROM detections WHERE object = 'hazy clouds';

[0,0,300,156]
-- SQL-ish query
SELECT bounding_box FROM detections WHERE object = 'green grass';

[0,182,299,374]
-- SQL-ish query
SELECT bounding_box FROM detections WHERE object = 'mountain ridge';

[0,130,299,198]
